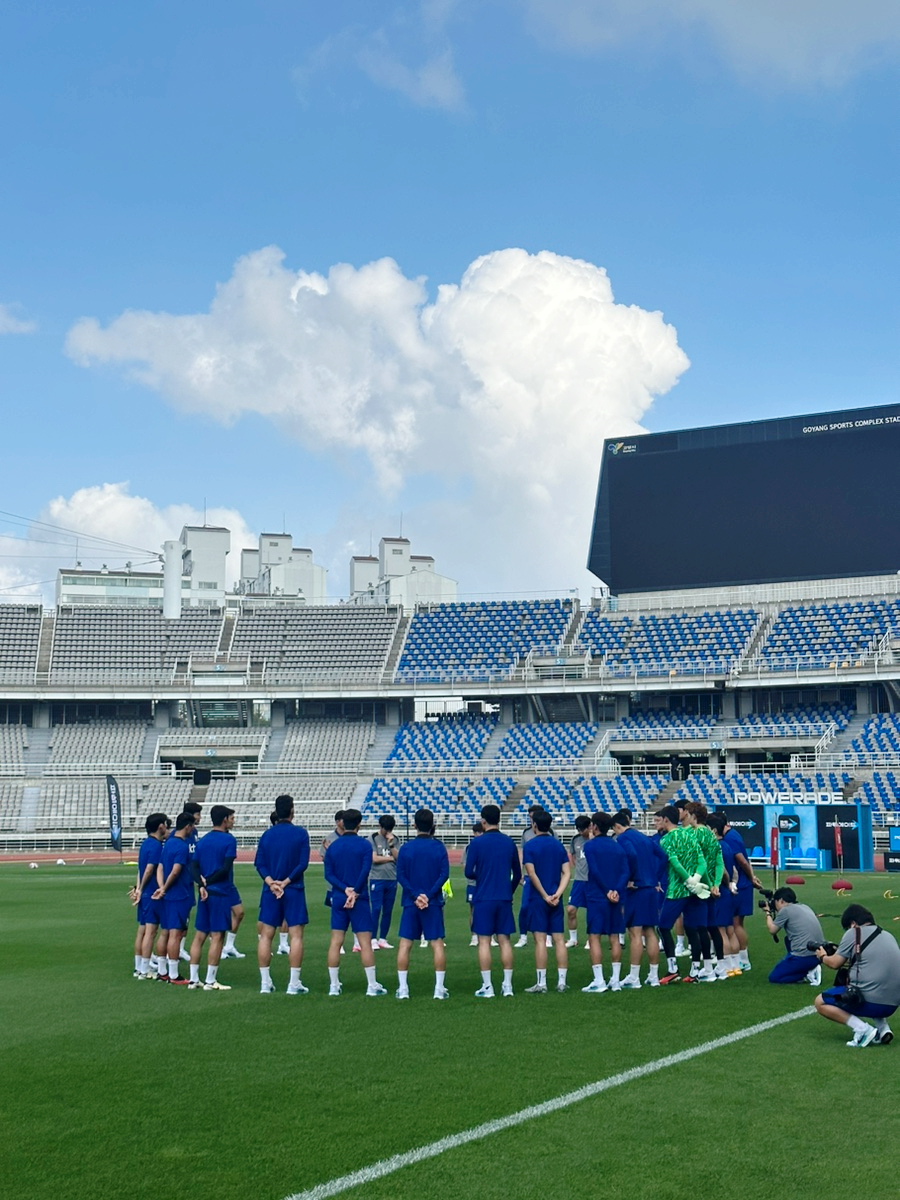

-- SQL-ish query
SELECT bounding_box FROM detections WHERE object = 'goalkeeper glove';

[686,874,711,899]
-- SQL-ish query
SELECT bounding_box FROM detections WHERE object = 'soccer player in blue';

[323,807,387,997]
[187,805,238,991]
[582,812,629,993]
[611,810,668,988]
[522,809,571,993]
[464,803,522,998]
[152,811,196,985]
[722,818,762,971]
[395,808,450,1000]
[255,793,311,995]
[179,801,204,963]
[131,812,168,979]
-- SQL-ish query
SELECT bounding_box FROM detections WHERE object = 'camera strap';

[851,926,881,989]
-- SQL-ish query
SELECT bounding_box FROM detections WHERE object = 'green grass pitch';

[2,863,899,1200]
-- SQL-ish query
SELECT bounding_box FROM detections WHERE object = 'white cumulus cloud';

[0,302,37,335]
[0,485,257,604]
[524,0,900,85]
[66,247,688,593]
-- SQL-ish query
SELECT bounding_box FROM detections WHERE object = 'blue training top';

[324,831,373,903]
[195,828,238,896]
[522,833,568,895]
[464,828,521,903]
[255,822,311,889]
[160,835,194,903]
[617,826,668,890]
[583,837,628,902]
[396,836,450,907]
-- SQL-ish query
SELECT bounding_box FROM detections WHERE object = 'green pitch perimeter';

[2,864,898,1200]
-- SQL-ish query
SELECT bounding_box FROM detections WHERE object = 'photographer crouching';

[763,887,824,987]
[814,904,900,1049]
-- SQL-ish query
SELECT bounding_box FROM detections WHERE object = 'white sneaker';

[806,965,822,987]
[609,981,623,992]
[875,1026,894,1045]
[179,949,191,963]
[646,978,660,987]
[583,940,590,950]
[372,941,380,951]
[524,983,547,993]
[222,947,246,959]
[490,937,499,947]
[565,937,577,948]
[433,987,450,1000]
[469,934,478,947]
[847,1025,877,1048]
[714,966,730,981]
[188,981,203,989]
[582,979,607,993]
[474,985,495,999]
[260,981,276,994]
[501,983,514,997]
[286,981,309,995]
[739,961,752,972]
[366,982,388,997]
[378,939,393,949]
[514,935,528,949]
[276,945,289,955]
[675,945,690,957]
[620,978,642,989]
[545,936,553,948]
[697,971,717,984]
[339,945,345,955]
[328,983,342,997]
[556,982,569,993]
[203,980,231,991]
[352,943,361,953]
[395,987,410,1000]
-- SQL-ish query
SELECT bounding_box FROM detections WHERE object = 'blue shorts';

[399,905,445,942]
[659,897,686,928]
[822,986,897,1019]
[524,896,565,935]
[682,896,710,927]
[195,893,232,934]
[568,881,587,909]
[226,884,242,908]
[712,890,737,928]
[137,893,162,926]
[472,900,515,937]
[734,887,754,918]
[625,888,659,928]
[259,887,309,930]
[768,954,818,984]
[586,898,625,936]
[330,894,375,935]
[162,896,193,932]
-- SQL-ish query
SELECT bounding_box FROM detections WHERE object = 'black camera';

[806,940,838,955]
[757,888,776,914]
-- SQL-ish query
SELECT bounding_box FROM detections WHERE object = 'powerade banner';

[106,774,122,852]
[816,805,861,870]
[714,804,765,858]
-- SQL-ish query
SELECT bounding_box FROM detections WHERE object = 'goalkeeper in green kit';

[656,805,720,984]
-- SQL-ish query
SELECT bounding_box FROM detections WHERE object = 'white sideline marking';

[284,1005,815,1200]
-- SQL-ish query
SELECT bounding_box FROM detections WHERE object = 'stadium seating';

[494,721,598,762]
[361,775,516,826]
[383,715,497,766]
[276,719,375,767]
[842,713,900,762]
[727,702,853,738]
[0,724,27,768]
[580,607,758,675]
[0,605,41,683]
[756,598,900,671]
[230,606,399,683]
[396,599,574,682]
[854,772,900,813]
[46,720,149,766]
[672,772,852,806]
[205,776,359,832]
[509,774,667,824]
[610,711,715,741]
[50,607,222,683]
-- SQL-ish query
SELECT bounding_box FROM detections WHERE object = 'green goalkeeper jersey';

[660,825,701,900]
[694,822,724,889]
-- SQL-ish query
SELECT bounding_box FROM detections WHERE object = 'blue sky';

[1,1,899,599]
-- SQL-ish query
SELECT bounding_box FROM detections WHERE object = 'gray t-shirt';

[836,925,900,1006]
[570,834,588,882]
[369,831,400,881]
[773,903,824,959]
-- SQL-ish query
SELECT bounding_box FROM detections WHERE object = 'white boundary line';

[284,1005,815,1200]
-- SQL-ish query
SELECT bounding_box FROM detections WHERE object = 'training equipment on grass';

[786,876,806,885]
[884,890,897,901]
[832,880,853,892]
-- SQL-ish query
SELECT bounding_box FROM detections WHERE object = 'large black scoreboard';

[587,403,900,593]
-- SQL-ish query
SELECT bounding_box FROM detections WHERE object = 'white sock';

[625,965,640,982]
[558,967,568,986]
[667,957,677,974]
[398,970,409,989]
[205,964,218,984]
[139,957,150,974]
[739,949,750,965]
[648,964,659,982]
[691,961,701,976]
[167,957,180,979]
[134,954,142,971]
[260,966,272,986]
[481,969,492,987]
[290,967,301,987]
[224,931,236,951]
[611,962,622,983]
[279,932,289,950]
[179,937,186,957]
[876,1018,891,1034]
[353,937,361,950]
[157,958,168,979]
[364,965,376,986]
[503,969,513,988]
[703,959,713,974]
[536,968,547,986]
[676,937,686,951]
[189,963,200,983]
[846,1015,868,1036]
[592,963,604,983]
[435,970,446,991]
[328,967,340,986]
